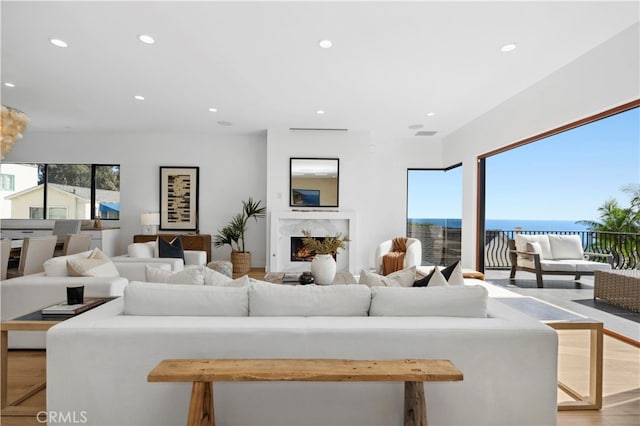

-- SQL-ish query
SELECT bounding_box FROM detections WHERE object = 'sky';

[408,107,639,221]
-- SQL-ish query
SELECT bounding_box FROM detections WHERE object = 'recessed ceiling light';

[217,120,233,126]
[4,82,15,88]
[50,38,68,48]
[134,95,145,101]
[208,107,218,112]
[316,110,326,115]
[137,34,155,44]
[500,43,517,52]
[318,40,333,49]
[427,112,436,117]
[408,124,424,130]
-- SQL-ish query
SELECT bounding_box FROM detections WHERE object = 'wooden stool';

[148,358,463,426]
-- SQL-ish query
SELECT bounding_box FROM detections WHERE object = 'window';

[1,174,15,191]
[1,163,120,220]
[407,165,463,267]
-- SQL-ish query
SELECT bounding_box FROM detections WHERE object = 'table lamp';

[140,213,160,235]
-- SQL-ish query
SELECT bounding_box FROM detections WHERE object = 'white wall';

[443,24,640,269]
[4,132,268,264]
[266,129,444,272]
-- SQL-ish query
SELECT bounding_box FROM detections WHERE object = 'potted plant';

[214,197,266,274]
[301,229,350,285]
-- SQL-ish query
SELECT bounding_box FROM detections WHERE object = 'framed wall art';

[159,166,199,231]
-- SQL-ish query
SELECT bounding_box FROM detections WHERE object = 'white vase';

[311,254,336,285]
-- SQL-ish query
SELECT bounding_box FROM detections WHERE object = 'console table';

[148,358,463,426]
[134,234,212,262]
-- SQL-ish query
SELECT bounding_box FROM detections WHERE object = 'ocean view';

[408,218,590,233]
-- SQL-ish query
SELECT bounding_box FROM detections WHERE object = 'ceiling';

[1,1,638,140]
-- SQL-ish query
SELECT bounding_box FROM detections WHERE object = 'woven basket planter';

[231,251,252,275]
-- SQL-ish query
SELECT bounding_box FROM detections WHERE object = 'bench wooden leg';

[404,381,426,426]
[187,381,214,426]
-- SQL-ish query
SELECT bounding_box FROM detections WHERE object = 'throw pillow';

[358,266,416,287]
[157,237,185,261]
[66,248,120,277]
[525,242,544,260]
[44,250,94,276]
[204,267,249,287]
[127,242,155,258]
[413,261,463,287]
[145,264,204,285]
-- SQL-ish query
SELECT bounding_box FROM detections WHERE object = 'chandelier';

[1,105,29,160]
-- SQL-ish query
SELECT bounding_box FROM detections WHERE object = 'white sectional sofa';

[47,279,558,426]
[1,251,176,348]
[112,241,207,270]
[509,234,613,287]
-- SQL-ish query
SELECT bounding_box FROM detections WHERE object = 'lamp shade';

[140,213,159,226]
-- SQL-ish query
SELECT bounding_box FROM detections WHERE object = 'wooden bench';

[148,358,463,426]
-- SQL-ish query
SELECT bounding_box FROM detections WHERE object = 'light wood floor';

[2,333,637,425]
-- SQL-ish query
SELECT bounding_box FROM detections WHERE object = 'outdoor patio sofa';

[509,234,613,287]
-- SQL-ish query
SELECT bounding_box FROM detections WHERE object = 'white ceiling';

[1,1,638,140]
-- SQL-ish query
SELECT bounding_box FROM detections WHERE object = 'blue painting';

[292,189,320,206]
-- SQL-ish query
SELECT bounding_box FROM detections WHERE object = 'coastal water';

[408,218,590,232]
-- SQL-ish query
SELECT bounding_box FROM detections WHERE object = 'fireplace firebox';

[290,236,336,262]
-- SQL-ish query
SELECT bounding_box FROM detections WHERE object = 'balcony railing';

[484,230,639,270]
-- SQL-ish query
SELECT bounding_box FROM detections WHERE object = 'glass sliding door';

[407,165,462,267]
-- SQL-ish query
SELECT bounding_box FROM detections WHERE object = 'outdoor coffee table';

[594,270,640,313]
[148,358,463,426]
[1,297,117,415]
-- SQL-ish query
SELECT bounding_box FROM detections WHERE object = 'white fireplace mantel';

[268,210,356,274]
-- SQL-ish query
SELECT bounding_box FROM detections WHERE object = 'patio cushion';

[571,260,612,273]
[548,235,584,260]
[515,234,553,260]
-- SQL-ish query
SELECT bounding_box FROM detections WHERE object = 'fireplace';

[290,236,336,262]
[269,210,356,273]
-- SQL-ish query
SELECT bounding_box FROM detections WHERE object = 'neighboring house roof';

[4,183,120,204]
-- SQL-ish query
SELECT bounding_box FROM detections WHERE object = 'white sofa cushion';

[115,262,170,282]
[548,234,584,260]
[369,285,488,317]
[358,266,416,287]
[67,248,120,278]
[43,250,94,276]
[128,242,156,258]
[145,264,204,285]
[123,281,249,316]
[248,281,372,316]
[515,234,553,260]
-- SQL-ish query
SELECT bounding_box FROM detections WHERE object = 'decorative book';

[282,273,301,283]
[41,297,108,316]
